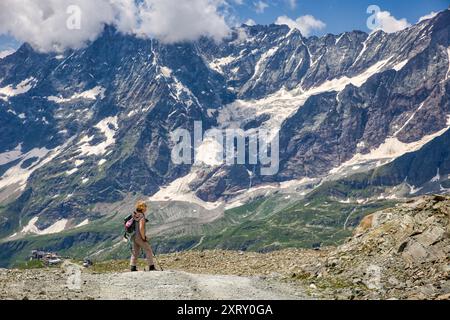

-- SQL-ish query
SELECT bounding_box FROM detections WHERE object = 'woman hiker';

[129,201,156,272]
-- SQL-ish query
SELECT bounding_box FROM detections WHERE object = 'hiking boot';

[149,265,156,271]
[130,266,138,272]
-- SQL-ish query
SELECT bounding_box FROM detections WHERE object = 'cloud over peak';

[275,15,326,37]
[372,10,411,34]
[0,0,231,52]
[418,11,438,22]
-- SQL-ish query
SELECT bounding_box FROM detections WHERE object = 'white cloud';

[244,19,256,26]
[373,11,411,33]
[135,0,230,43]
[418,11,438,22]
[0,0,231,52]
[275,15,326,37]
[0,0,116,52]
[254,1,269,14]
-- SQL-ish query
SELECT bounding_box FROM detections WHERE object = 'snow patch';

[21,217,39,234]
[279,177,315,189]
[0,49,15,59]
[47,86,105,103]
[209,56,237,74]
[21,217,68,236]
[66,168,78,176]
[74,159,85,167]
[330,125,450,175]
[149,172,222,210]
[223,177,316,211]
[335,34,345,45]
[8,232,18,239]
[78,116,118,157]
[392,59,409,71]
[41,219,69,235]
[409,184,423,195]
[127,110,138,117]
[351,40,368,67]
[160,66,172,78]
[195,137,223,167]
[168,75,198,107]
[249,46,280,84]
[0,77,36,101]
[357,141,366,149]
[430,169,440,182]
[75,219,89,228]
[393,102,426,136]
[219,58,392,140]
[225,201,245,210]
[0,147,59,191]
[0,144,22,166]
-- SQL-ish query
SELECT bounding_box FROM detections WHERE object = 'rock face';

[315,195,450,300]
[0,10,449,242]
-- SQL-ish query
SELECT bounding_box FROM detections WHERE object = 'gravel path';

[0,264,310,300]
[86,271,309,300]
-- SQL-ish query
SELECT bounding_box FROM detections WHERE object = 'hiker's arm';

[139,218,146,241]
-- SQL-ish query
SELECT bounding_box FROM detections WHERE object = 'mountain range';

[0,9,449,266]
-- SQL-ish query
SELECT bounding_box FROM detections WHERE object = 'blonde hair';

[136,200,148,213]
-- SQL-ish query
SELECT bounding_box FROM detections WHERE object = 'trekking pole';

[152,244,164,271]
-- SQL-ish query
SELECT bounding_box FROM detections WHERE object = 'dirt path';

[0,266,311,300]
[85,271,309,300]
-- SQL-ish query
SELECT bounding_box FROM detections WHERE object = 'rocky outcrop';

[312,195,450,300]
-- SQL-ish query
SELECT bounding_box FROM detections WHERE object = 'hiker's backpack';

[124,214,136,236]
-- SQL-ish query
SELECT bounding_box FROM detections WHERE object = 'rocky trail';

[0,267,309,300]
[87,271,308,300]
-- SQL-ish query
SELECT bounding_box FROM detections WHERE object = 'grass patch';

[16,259,47,270]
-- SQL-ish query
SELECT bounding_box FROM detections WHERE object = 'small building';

[30,250,63,265]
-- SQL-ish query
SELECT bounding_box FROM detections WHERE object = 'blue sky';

[0,0,448,52]
[234,0,449,34]
[0,35,21,52]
